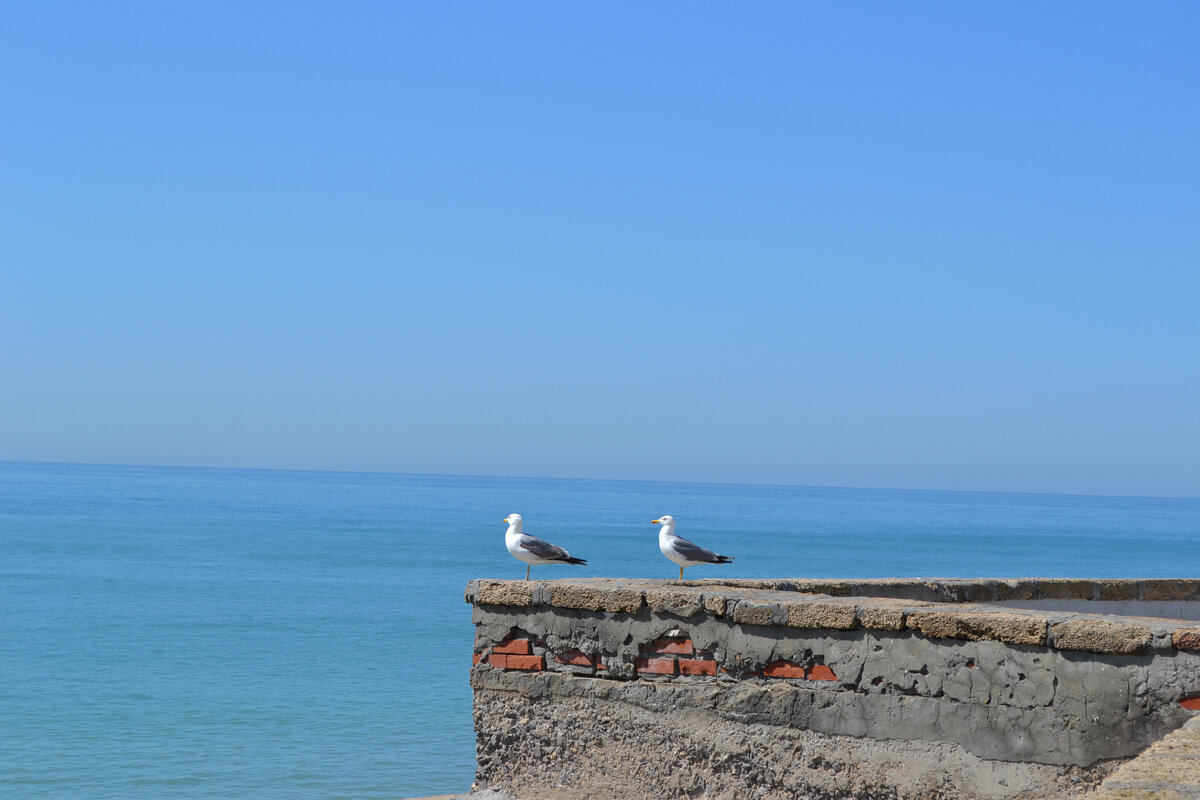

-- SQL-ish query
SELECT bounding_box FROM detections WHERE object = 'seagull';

[503,513,587,580]
[652,515,733,581]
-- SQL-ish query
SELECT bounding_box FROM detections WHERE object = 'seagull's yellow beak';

[651,519,661,524]
[502,517,509,522]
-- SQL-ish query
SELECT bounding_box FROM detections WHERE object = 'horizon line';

[2,458,1196,504]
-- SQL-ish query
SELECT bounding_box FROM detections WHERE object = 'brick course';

[764,661,806,679]
[636,657,677,676]
[648,637,694,655]
[555,650,596,667]
[492,637,533,655]
[678,659,718,676]
[502,654,545,671]
[808,664,837,681]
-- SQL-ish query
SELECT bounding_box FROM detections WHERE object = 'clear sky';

[2,2,1197,498]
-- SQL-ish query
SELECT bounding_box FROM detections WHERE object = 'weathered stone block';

[1096,580,1140,601]
[782,601,857,630]
[1144,580,1200,601]
[703,594,728,615]
[1051,619,1152,654]
[959,582,996,603]
[549,585,644,613]
[908,610,1047,645]
[995,580,1040,601]
[644,588,705,616]
[857,604,907,630]
[1173,628,1200,652]
[792,580,855,597]
[1038,579,1096,600]
[475,579,537,606]
[731,602,777,626]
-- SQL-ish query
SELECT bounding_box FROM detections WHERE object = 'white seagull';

[503,513,587,581]
[652,515,733,581]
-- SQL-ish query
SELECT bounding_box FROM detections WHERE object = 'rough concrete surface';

[472,678,1113,800]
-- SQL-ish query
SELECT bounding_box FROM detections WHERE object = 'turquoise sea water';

[2,462,1198,798]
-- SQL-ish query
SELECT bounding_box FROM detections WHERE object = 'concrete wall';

[466,578,1200,800]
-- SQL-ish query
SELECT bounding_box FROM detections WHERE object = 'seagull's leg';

[679,566,684,582]
[525,564,531,581]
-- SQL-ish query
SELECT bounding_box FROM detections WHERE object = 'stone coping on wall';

[465,577,1200,657]
[469,576,1200,604]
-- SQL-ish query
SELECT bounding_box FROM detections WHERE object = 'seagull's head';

[503,513,522,526]
[651,515,674,526]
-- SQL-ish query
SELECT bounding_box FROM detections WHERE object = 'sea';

[2,461,1198,799]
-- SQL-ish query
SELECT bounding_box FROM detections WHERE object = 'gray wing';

[518,534,573,561]
[672,536,727,563]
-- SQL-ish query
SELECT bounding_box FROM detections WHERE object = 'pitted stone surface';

[1144,580,1200,602]
[473,580,538,606]
[907,610,1048,646]
[730,601,777,626]
[643,588,706,616]
[783,600,858,629]
[1173,629,1200,652]
[857,602,908,630]
[1039,579,1098,600]
[547,584,643,613]
[1097,580,1142,602]
[1051,619,1153,654]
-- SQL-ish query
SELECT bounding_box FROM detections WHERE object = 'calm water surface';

[2,462,1198,797]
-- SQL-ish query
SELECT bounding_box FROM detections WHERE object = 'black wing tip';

[715,556,734,564]
[563,556,587,565]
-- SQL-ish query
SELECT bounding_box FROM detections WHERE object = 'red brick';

[555,650,595,667]
[487,653,507,669]
[648,637,694,655]
[493,638,533,655]
[807,664,837,681]
[636,657,677,675]
[763,661,806,679]
[472,653,482,666]
[504,654,545,671]
[1181,697,1200,711]
[678,659,717,676]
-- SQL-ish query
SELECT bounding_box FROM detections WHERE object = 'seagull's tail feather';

[560,556,587,565]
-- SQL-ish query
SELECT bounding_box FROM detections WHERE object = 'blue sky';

[2,2,1197,497]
